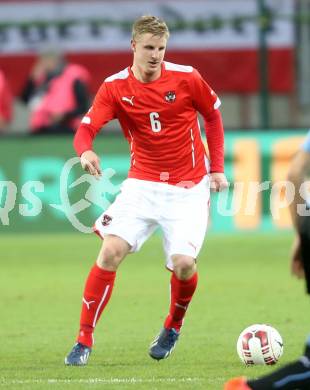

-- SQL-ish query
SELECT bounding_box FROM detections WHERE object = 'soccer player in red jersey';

[65,15,228,366]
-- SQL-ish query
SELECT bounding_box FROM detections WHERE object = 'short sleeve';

[81,82,116,130]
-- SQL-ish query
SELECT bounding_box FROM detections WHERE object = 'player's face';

[131,33,167,78]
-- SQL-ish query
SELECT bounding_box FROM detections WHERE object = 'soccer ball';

[237,324,283,365]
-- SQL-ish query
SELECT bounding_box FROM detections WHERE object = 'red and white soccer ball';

[237,324,284,365]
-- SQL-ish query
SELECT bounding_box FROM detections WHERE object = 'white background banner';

[0,0,294,53]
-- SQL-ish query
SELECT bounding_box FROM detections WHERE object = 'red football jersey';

[74,61,224,185]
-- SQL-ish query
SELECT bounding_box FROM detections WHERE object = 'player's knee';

[97,245,125,270]
[172,255,196,280]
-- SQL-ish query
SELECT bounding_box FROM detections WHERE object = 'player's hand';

[291,235,305,279]
[209,172,229,192]
[80,150,102,179]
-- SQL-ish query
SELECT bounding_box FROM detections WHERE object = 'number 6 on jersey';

[149,112,161,133]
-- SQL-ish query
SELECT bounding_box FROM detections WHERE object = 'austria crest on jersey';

[165,91,176,103]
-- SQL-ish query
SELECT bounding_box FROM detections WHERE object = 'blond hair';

[132,15,170,41]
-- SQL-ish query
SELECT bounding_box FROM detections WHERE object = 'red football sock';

[77,264,116,348]
[164,272,198,332]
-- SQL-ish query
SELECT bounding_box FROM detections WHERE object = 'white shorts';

[94,177,210,270]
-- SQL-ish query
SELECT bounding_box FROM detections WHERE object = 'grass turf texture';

[0,232,309,389]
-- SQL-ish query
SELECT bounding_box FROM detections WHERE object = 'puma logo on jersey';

[121,96,135,106]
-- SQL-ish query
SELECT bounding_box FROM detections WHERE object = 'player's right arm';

[287,131,310,277]
[73,82,116,178]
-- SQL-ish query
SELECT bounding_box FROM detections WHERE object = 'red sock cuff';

[172,272,198,285]
[92,264,116,281]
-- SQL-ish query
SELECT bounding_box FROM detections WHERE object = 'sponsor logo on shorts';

[188,241,197,251]
[102,214,113,226]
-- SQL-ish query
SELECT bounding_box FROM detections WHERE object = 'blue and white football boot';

[149,328,180,360]
[64,342,92,366]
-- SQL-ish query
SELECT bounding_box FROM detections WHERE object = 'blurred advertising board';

[0,131,306,234]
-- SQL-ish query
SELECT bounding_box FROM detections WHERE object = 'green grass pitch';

[0,232,309,389]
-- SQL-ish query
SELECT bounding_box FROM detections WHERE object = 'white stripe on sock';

[92,285,110,328]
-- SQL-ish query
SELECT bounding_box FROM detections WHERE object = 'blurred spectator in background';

[0,68,13,133]
[20,49,90,134]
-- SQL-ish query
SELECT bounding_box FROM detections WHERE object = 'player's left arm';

[190,69,228,192]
